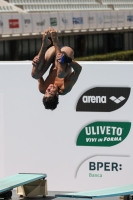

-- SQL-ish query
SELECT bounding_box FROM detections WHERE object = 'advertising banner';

[97,11,104,29]
[49,12,59,31]
[88,11,97,29]
[31,13,43,33]
[110,11,118,28]
[81,11,89,30]
[124,11,131,28]
[40,13,50,32]
[21,13,32,33]
[10,13,22,34]
[1,13,13,34]
[76,156,132,188]
[0,62,133,192]
[58,12,66,31]
[129,10,133,28]
[63,12,73,30]
[1,10,133,35]
[117,11,124,28]
[0,14,3,34]
[72,11,83,30]
[104,11,111,28]
[0,94,4,178]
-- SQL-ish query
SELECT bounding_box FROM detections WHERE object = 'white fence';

[0,11,133,35]
[0,61,133,192]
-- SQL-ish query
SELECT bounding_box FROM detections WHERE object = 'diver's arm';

[69,60,82,74]
[38,77,46,94]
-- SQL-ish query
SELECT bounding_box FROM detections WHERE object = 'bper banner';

[0,62,133,192]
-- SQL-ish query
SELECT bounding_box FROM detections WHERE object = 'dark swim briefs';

[59,53,72,64]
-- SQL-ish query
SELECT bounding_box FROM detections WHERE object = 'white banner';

[110,11,118,28]
[97,11,104,29]
[104,11,111,28]
[81,11,89,30]
[88,11,97,29]
[31,13,42,33]
[58,12,66,31]
[0,14,3,34]
[77,156,133,190]
[0,62,133,191]
[49,12,59,31]
[11,13,22,34]
[124,11,131,28]
[1,11,133,35]
[21,13,32,33]
[118,11,124,28]
[72,11,83,30]
[2,13,13,34]
[64,12,73,30]
[40,13,50,32]
[129,10,133,28]
[0,94,4,178]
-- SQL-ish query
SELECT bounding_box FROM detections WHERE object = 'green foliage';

[75,50,133,61]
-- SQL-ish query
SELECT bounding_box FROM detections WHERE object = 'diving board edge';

[55,194,93,199]
[55,191,133,199]
[19,173,47,175]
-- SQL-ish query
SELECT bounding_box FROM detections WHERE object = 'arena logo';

[76,87,131,112]
[9,19,19,28]
[76,121,131,147]
[82,96,106,103]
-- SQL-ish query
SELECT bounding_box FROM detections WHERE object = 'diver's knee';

[31,71,40,79]
[61,47,74,59]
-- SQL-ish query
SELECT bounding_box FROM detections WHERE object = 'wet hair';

[42,95,59,110]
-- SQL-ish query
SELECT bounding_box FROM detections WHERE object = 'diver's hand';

[32,55,41,67]
[42,30,51,47]
[49,27,58,44]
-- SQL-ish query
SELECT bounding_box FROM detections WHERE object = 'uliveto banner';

[76,121,131,146]
[0,62,133,192]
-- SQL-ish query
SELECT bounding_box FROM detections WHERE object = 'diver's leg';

[31,30,55,79]
[56,46,74,78]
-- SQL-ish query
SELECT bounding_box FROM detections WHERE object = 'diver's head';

[43,84,59,110]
